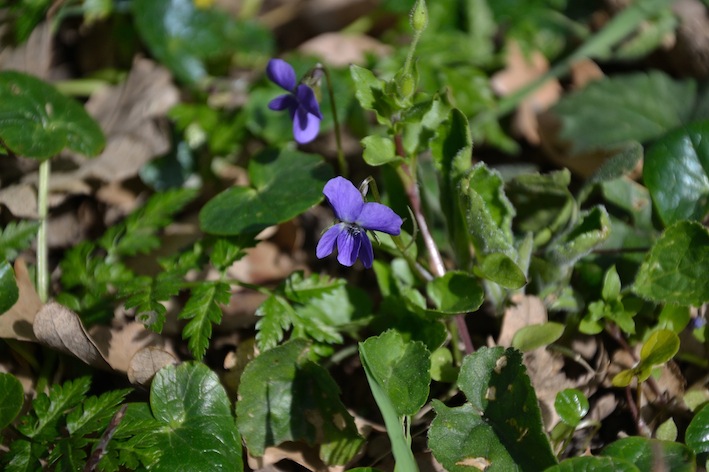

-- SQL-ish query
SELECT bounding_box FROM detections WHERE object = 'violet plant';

[2,0,709,470]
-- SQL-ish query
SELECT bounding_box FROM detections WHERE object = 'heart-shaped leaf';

[0,71,105,159]
[149,362,242,470]
[426,271,484,314]
[644,120,709,226]
[200,148,333,235]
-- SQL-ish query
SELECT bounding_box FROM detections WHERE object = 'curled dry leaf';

[0,258,41,341]
[33,302,112,370]
[0,21,52,78]
[71,57,179,183]
[89,321,173,374]
[127,346,177,386]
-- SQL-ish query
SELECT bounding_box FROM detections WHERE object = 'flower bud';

[409,0,428,33]
[396,73,415,102]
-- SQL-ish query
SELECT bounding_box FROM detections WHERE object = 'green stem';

[37,158,51,303]
[321,65,348,177]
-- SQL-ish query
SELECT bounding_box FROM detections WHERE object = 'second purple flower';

[266,58,322,144]
[316,177,403,268]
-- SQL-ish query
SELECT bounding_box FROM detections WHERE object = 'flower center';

[345,222,363,236]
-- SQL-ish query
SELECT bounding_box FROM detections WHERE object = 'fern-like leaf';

[121,273,183,332]
[0,220,39,261]
[179,282,231,359]
[255,294,294,351]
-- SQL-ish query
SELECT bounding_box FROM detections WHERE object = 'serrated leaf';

[457,347,557,471]
[66,389,130,438]
[254,294,293,351]
[426,271,484,314]
[359,330,431,417]
[102,188,198,257]
[554,389,589,427]
[209,234,258,272]
[553,71,696,153]
[512,322,565,352]
[602,437,694,471]
[18,377,91,441]
[0,372,23,429]
[349,64,394,126]
[0,261,19,314]
[0,70,105,159]
[121,273,183,332]
[283,271,346,304]
[633,220,709,306]
[644,120,709,226]
[236,339,363,464]
[200,148,332,235]
[178,282,231,360]
[686,403,709,454]
[150,362,242,470]
[0,221,39,261]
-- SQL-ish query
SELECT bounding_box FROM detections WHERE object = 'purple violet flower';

[266,58,323,144]
[316,176,403,268]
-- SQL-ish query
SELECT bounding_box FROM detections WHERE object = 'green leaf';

[545,456,639,471]
[0,70,105,159]
[17,377,91,441]
[178,282,231,360]
[361,135,400,166]
[0,261,19,314]
[236,339,363,464]
[553,71,696,153]
[601,265,622,301]
[429,401,518,472]
[512,322,565,352]
[255,294,293,351]
[0,373,23,429]
[133,0,271,84]
[554,389,589,427]
[644,120,709,226]
[200,148,332,235]
[686,403,709,454]
[602,437,695,471]
[548,206,611,267]
[456,347,557,471]
[150,362,242,471]
[633,220,709,306]
[349,64,394,126]
[121,273,183,332]
[209,235,258,272]
[426,271,484,314]
[506,169,573,237]
[283,271,346,304]
[66,388,130,437]
[0,221,39,261]
[475,253,527,290]
[639,329,680,367]
[359,330,431,417]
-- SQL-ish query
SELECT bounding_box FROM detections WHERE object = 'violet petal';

[292,108,320,144]
[336,228,360,266]
[316,224,343,259]
[323,177,364,223]
[266,58,296,91]
[357,202,403,235]
[268,94,297,111]
[295,84,323,119]
[358,233,374,269]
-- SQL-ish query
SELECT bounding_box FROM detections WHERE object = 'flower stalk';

[37,158,50,303]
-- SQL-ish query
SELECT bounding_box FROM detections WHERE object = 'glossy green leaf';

[686,403,709,454]
[150,362,241,471]
[236,339,363,464]
[0,372,23,430]
[200,148,333,235]
[545,456,639,471]
[0,261,18,315]
[359,330,430,417]
[602,437,694,471]
[633,220,709,306]
[0,70,105,159]
[426,271,484,314]
[475,252,527,289]
[133,0,271,84]
[644,120,709,226]
[639,329,680,366]
[553,71,695,153]
[554,389,589,427]
[429,401,518,472]
[456,347,557,471]
[361,135,400,166]
[512,322,564,352]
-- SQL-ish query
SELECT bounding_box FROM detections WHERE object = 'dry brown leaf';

[248,441,345,472]
[0,21,52,77]
[33,302,112,370]
[570,59,605,89]
[0,258,41,341]
[70,57,179,183]
[497,294,548,347]
[89,321,172,374]
[127,346,177,386]
[298,32,391,66]
[0,183,38,219]
[490,41,561,144]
